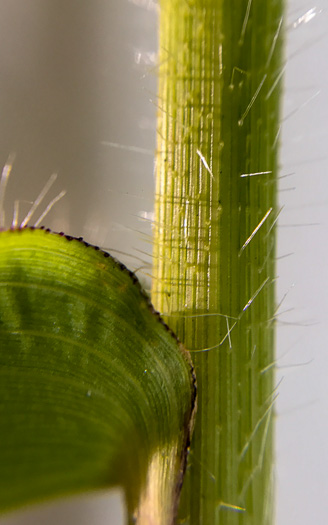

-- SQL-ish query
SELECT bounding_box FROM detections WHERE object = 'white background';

[0,1,327,524]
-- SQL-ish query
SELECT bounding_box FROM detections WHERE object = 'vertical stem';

[152,1,284,524]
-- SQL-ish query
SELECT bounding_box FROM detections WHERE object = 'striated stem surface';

[152,1,284,523]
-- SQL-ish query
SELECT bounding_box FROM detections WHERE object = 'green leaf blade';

[0,228,196,524]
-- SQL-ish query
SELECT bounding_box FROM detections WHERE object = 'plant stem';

[151,1,284,524]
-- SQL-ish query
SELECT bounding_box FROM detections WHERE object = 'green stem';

[151,1,284,524]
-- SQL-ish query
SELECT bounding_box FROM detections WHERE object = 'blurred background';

[0,1,327,523]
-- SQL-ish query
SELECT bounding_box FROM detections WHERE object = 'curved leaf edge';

[0,226,197,525]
